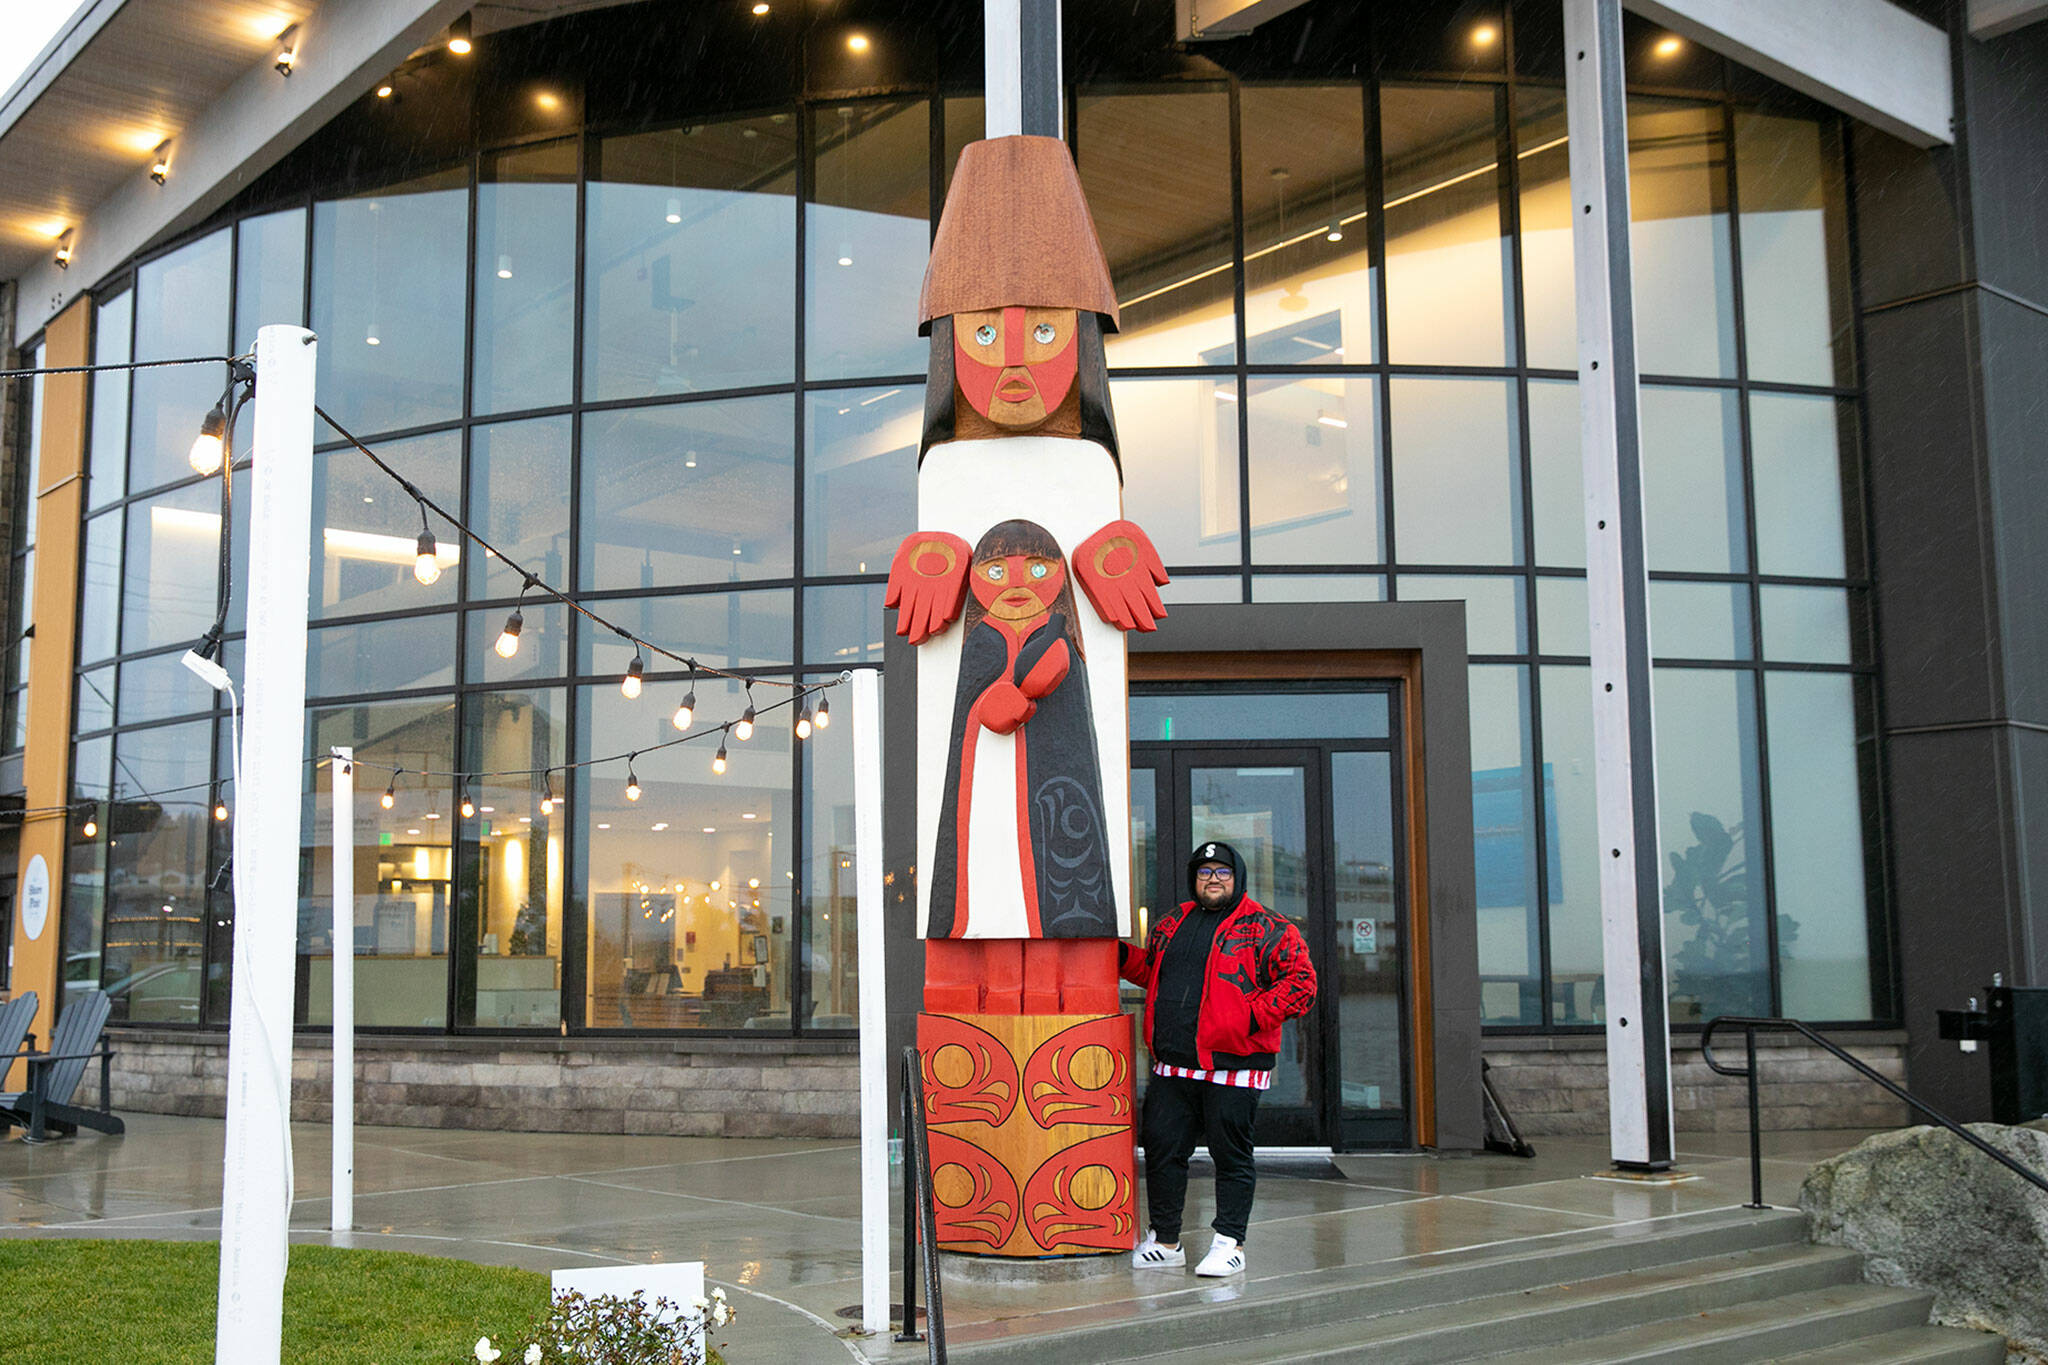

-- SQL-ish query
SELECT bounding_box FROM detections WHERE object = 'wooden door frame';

[1127,603,1483,1151]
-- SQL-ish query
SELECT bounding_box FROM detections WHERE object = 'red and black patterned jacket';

[1118,857,1318,1072]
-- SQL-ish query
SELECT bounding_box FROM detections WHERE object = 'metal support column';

[1563,0,1676,1172]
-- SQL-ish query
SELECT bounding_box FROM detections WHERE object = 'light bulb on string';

[189,401,227,476]
[382,769,400,810]
[494,606,524,659]
[712,736,729,775]
[539,771,555,816]
[83,814,98,839]
[795,704,812,740]
[624,756,642,802]
[459,782,476,819]
[413,508,442,585]
[735,682,756,741]
[620,651,644,700]
[814,695,830,729]
[213,789,229,822]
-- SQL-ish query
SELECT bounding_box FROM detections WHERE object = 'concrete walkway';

[0,1117,1876,1362]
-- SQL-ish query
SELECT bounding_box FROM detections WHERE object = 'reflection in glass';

[130,230,231,494]
[583,396,795,590]
[1653,667,1768,1021]
[1390,377,1521,565]
[1516,89,1575,371]
[1252,574,1385,603]
[1396,575,1525,654]
[102,720,212,1023]
[1078,90,1236,368]
[313,428,461,620]
[1760,585,1853,664]
[1648,580,1750,661]
[1471,665,1540,1025]
[304,698,457,1027]
[1767,673,1873,1019]
[1627,98,1735,378]
[1525,379,1584,568]
[461,689,567,1027]
[66,736,112,996]
[76,666,115,734]
[119,649,220,725]
[1382,85,1510,367]
[1538,665,1602,1022]
[804,584,888,666]
[1535,575,1589,657]
[470,416,572,599]
[1751,393,1853,579]
[1642,385,1745,573]
[1129,690,1390,743]
[576,591,792,679]
[808,102,929,381]
[89,291,132,510]
[805,689,859,1024]
[236,208,307,352]
[1159,576,1242,604]
[466,602,569,685]
[312,170,468,436]
[121,484,221,653]
[1112,377,1240,567]
[586,114,796,401]
[1736,113,1853,388]
[80,512,122,664]
[475,141,577,414]
[1247,375,1381,565]
[579,677,791,1029]
[1334,751,1403,1115]
[1240,86,1375,365]
[308,615,457,697]
[804,386,921,578]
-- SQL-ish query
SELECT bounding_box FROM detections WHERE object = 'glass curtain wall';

[65,7,1880,1034]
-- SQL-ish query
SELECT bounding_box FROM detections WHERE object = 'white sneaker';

[1195,1233,1245,1277]
[1130,1229,1186,1269]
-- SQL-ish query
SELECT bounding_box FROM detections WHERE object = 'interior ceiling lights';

[275,24,298,75]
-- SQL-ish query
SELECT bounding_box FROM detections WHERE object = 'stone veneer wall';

[99,1027,1906,1143]
[1484,1031,1911,1136]
[102,1029,860,1138]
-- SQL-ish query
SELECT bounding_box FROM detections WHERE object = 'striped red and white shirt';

[1152,1061,1272,1091]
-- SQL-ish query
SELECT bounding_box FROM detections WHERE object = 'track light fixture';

[151,140,171,185]
[447,13,473,54]
[54,230,72,269]
[275,25,298,75]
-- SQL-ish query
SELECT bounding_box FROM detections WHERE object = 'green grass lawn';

[0,1238,548,1364]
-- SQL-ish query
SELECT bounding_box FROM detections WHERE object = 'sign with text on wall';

[20,854,49,941]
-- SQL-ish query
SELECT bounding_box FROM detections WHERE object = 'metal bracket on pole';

[853,668,889,1336]
[216,324,317,1362]
[1564,0,1676,1172]
[330,746,354,1235]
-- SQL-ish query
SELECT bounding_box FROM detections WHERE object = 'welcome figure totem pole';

[886,135,1169,1259]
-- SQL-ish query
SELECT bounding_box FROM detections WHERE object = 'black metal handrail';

[896,1046,947,1363]
[1701,1015,2048,1210]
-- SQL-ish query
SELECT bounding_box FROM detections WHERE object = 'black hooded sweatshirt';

[1149,841,1249,1069]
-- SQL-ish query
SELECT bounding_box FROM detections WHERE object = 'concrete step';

[1772,1324,2011,1364]
[942,1209,1812,1363]
[1477,1283,1938,1363]
[1130,1243,1864,1365]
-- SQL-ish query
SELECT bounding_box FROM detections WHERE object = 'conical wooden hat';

[918,135,1120,333]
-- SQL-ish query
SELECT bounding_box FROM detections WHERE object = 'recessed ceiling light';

[847,32,870,53]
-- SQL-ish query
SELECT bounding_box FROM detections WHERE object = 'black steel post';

[1744,1026,1764,1209]
[896,1053,922,1343]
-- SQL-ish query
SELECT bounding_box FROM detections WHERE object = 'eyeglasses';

[1194,867,1234,882]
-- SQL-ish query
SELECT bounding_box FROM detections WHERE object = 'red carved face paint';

[953,307,1081,431]
[971,553,1065,623]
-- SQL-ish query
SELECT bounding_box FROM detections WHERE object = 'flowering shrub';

[472,1287,736,1365]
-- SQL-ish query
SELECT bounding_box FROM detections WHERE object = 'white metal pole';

[216,324,316,1364]
[330,746,354,1235]
[851,668,889,1336]
[1564,0,1677,1171]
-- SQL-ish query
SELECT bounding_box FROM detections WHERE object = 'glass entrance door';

[1129,687,1410,1149]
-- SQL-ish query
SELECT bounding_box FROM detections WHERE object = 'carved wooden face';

[970,552,1066,623]
[952,306,1081,430]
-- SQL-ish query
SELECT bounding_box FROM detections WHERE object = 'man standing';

[1119,841,1318,1275]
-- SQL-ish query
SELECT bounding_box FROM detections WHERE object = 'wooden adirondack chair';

[0,991,37,1079]
[1,988,123,1141]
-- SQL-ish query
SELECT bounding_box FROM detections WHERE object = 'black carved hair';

[918,313,1121,473]
[958,518,1088,660]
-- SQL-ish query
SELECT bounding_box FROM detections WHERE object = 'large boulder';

[1801,1124,2048,1364]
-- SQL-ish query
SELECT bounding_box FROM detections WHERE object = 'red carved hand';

[979,680,1036,735]
[884,532,972,644]
[1074,520,1169,633]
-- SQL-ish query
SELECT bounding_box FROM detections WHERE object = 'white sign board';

[551,1263,705,1353]
[1351,916,1376,956]
[20,854,49,941]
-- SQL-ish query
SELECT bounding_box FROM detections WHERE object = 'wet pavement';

[0,1117,1877,1362]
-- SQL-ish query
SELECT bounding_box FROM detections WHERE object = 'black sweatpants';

[1141,1072,1260,1244]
